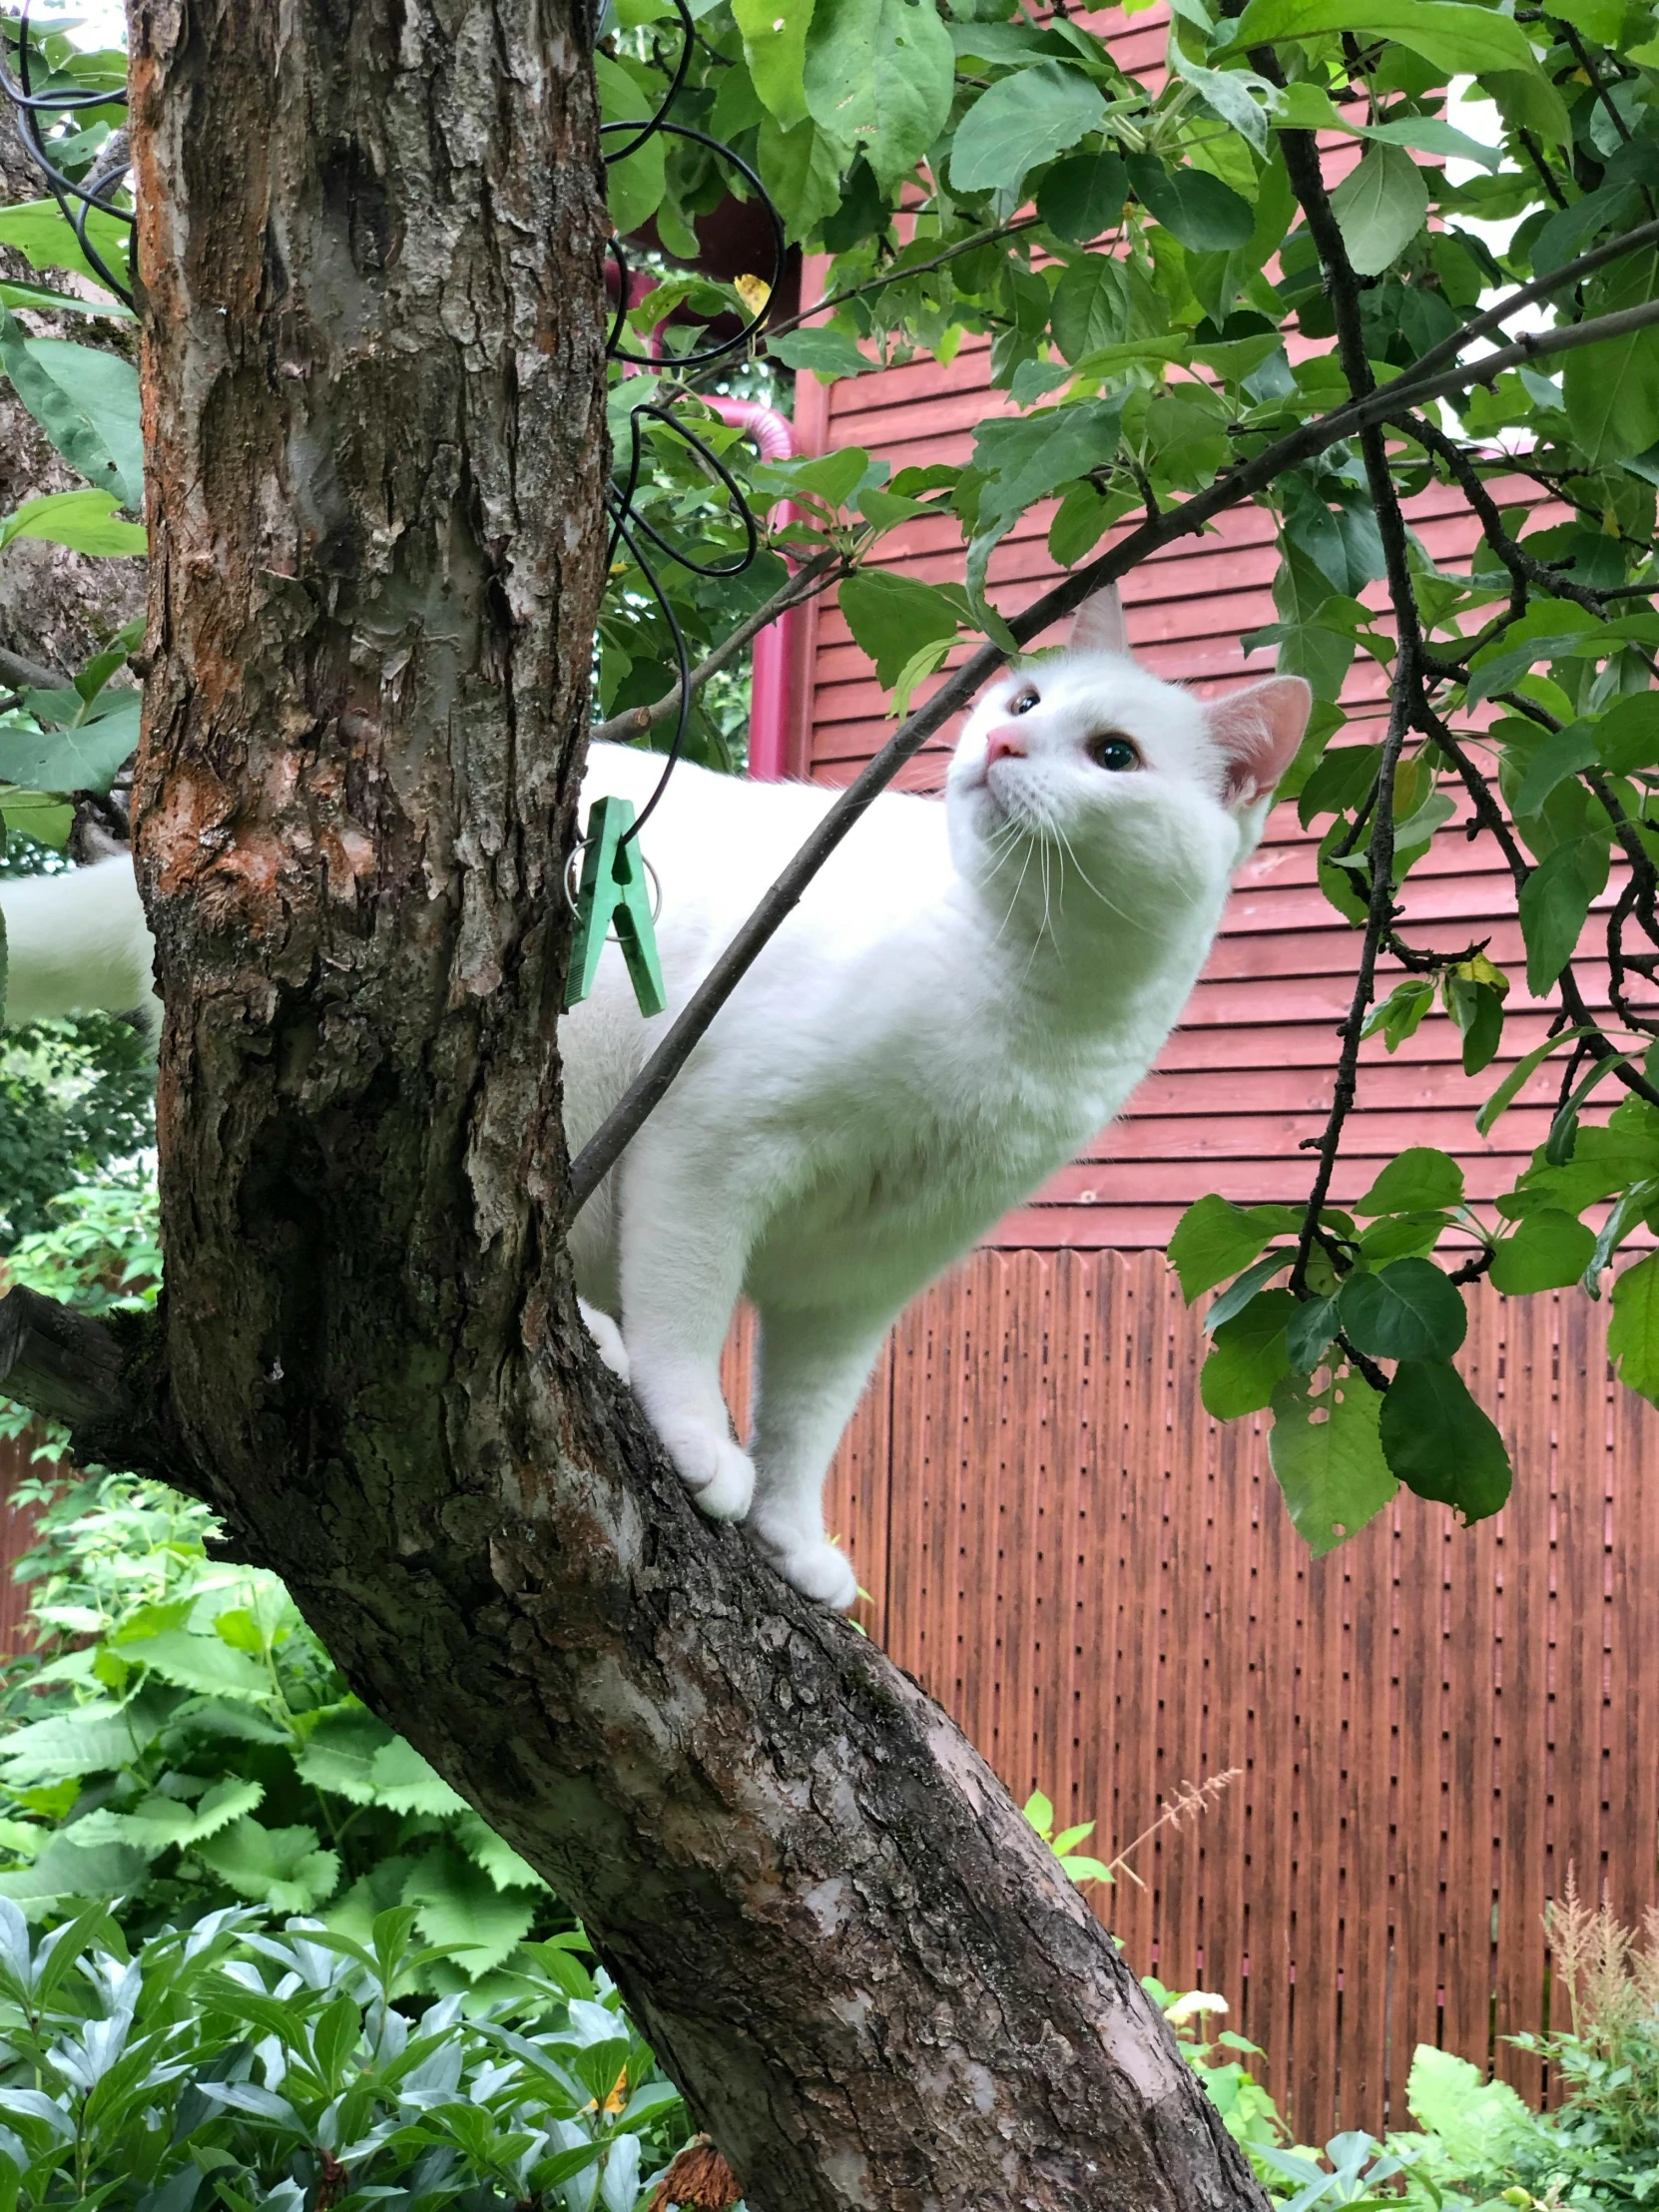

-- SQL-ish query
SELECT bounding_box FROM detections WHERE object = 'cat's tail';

[0,854,158,1038]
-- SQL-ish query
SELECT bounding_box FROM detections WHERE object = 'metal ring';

[564,841,663,932]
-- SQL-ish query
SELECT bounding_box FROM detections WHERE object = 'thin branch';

[1399,411,1655,624]
[591,546,842,746]
[566,263,1659,1212]
[756,217,1045,351]
[1280,126,1423,1302]
[0,642,66,692]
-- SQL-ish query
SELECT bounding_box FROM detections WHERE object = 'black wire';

[1,0,788,864]
[602,122,786,369]
[2,4,135,306]
[600,0,696,164]
[614,403,759,577]
[604,493,695,845]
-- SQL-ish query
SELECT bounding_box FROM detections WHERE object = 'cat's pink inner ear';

[1067,584,1129,657]
[1208,677,1314,809]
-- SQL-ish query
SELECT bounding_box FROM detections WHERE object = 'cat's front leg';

[746,1308,888,1611]
[617,1135,756,1522]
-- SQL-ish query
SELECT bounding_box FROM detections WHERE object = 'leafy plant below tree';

[0,1894,691,2210]
[0,1466,564,1996]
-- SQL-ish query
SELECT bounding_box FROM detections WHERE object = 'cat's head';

[944,587,1311,916]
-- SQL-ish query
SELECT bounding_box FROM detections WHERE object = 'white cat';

[0,595,1309,1608]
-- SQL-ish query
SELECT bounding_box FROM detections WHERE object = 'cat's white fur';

[0,599,1309,1608]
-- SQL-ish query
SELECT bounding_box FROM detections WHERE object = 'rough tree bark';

[0,4,1274,2204]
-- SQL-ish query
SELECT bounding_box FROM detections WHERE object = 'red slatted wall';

[725,1259,1659,2145]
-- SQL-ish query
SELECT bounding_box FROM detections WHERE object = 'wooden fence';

[726,1251,1659,2145]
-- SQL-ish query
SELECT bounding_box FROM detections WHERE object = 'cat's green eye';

[1091,733,1141,773]
[1009,689,1040,714]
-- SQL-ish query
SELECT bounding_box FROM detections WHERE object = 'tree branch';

[0,642,67,692]
[1278,126,1423,1300]
[591,546,842,746]
[566,261,1659,1211]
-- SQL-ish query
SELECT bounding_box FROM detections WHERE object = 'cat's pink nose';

[984,727,1026,769]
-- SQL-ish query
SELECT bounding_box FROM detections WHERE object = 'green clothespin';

[564,795,666,1017]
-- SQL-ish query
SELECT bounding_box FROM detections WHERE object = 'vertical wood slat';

[722,1253,1659,2147]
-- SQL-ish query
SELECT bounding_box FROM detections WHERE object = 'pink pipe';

[706,397,800,782]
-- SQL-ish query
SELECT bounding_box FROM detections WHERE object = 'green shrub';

[0,1470,562,1995]
[0,1894,687,2209]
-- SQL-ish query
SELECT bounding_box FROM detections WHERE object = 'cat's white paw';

[660,1421,755,1521]
[578,1301,631,1384]
[748,1524,859,1611]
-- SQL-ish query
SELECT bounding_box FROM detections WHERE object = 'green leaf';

[0,276,134,319]
[759,115,853,243]
[1338,1258,1467,1361]
[0,1705,155,1787]
[1379,1359,1511,1522]
[195,1817,342,1912]
[767,325,873,378]
[1036,150,1128,245]
[1207,1248,1297,1331]
[369,1738,469,1817]
[1404,2047,1536,2171]
[294,1705,398,1806]
[1226,0,1542,79]
[838,570,960,687]
[115,1628,272,1701]
[1268,1368,1396,1556]
[454,1811,549,1893]
[1517,834,1611,995]
[0,486,145,557]
[1446,979,1504,1079]
[0,199,132,293]
[1170,1192,1283,1301]
[1563,250,1659,467]
[1286,1293,1340,1374]
[406,1845,540,1977]
[1608,1249,1659,1402]
[0,792,73,849]
[1592,691,1659,778]
[0,311,144,509]
[970,398,1122,535]
[0,1832,150,1907]
[1328,146,1428,277]
[803,0,954,190]
[1126,155,1254,251]
[1202,1291,1295,1417]
[733,0,816,127]
[596,55,666,235]
[1488,1208,1596,1296]
[93,1775,266,1852]
[949,63,1106,199]
[1512,720,1597,816]
[0,706,141,800]
[1050,256,1129,364]
[1476,1023,1601,1134]
[1356,1148,1464,1216]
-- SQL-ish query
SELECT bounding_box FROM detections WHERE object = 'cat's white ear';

[1067,583,1129,657]
[1207,676,1313,811]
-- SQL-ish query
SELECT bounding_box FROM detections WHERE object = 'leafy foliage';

[0,1896,692,2210]
[0,1470,561,1995]
[0,1016,152,1249]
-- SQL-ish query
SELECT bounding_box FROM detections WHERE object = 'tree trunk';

[94,4,1274,2204]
